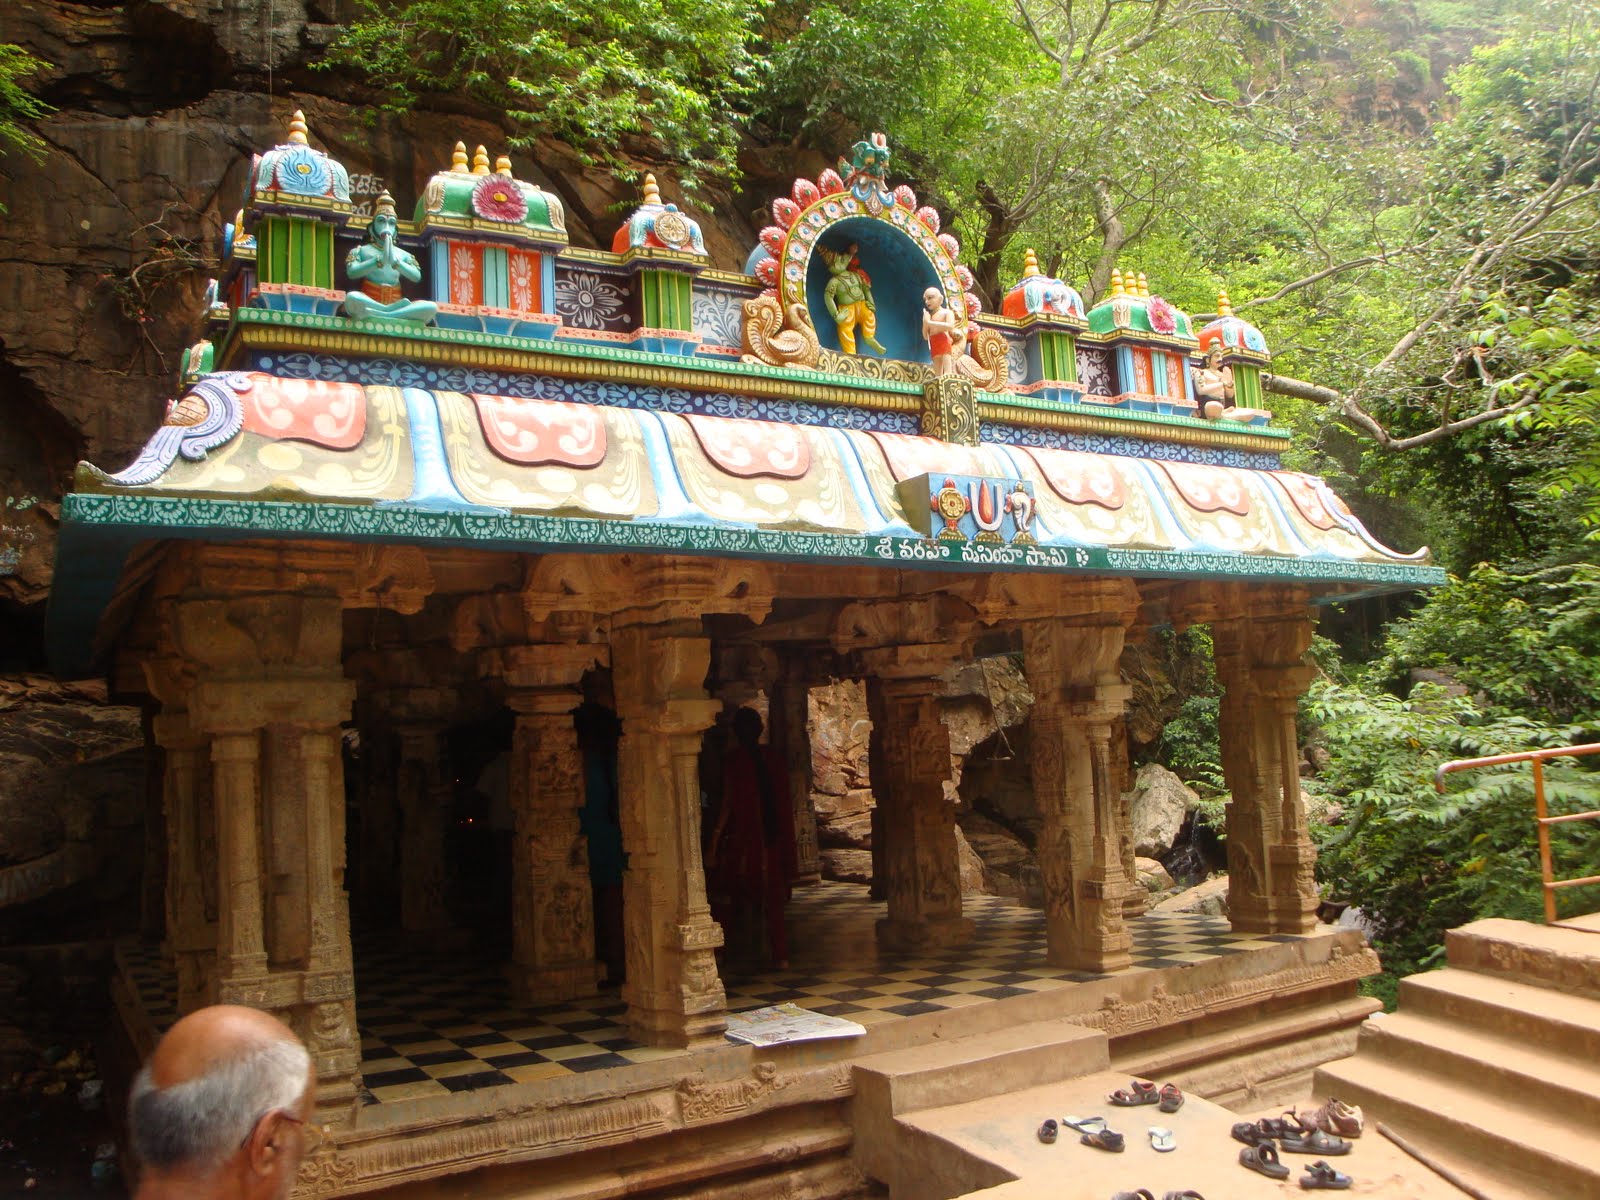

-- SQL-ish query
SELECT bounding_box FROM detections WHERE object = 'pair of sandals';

[1232,1116,1352,1156]
[1038,1115,1124,1151]
[1238,1144,1352,1189]
[1107,1079,1184,1113]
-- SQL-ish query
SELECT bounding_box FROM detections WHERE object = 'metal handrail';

[1436,742,1600,925]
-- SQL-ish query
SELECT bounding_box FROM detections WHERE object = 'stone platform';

[110,883,1381,1197]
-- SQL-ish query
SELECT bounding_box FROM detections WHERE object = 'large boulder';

[957,811,1040,905]
[955,824,990,896]
[1125,763,1199,858]
[819,848,873,886]
[1134,856,1174,893]
[1149,874,1230,918]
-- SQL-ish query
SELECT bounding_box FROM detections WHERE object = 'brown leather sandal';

[1240,1143,1289,1180]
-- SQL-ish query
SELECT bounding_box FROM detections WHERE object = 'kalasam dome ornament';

[250,110,352,212]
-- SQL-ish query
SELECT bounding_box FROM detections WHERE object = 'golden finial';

[1023,248,1041,278]
[643,173,662,205]
[1110,268,1126,297]
[287,110,309,145]
[373,191,396,218]
[472,145,490,175]
[1217,288,1233,317]
[494,154,513,177]
[450,142,470,173]
[1138,272,1150,298]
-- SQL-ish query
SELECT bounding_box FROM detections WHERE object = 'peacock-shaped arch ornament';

[740,132,1008,391]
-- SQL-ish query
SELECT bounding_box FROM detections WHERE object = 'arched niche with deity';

[740,132,1007,390]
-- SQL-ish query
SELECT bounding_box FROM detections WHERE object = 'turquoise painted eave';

[46,491,1446,679]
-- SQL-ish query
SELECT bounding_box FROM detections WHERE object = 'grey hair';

[129,1035,312,1172]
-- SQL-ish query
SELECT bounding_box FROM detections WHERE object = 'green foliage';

[320,0,770,180]
[1307,677,1600,978]
[1158,696,1226,801]
[0,44,50,217]
[1372,562,1600,724]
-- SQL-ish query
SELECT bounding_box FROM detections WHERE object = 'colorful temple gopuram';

[49,116,1440,1197]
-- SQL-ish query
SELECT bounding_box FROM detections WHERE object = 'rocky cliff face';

[0,0,799,651]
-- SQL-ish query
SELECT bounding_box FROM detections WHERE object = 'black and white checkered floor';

[121,882,1304,1105]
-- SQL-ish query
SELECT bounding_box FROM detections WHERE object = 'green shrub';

[1307,678,1600,978]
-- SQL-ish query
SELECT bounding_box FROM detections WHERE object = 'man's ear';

[244,1110,290,1176]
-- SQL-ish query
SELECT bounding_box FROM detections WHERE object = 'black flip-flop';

[1240,1143,1289,1180]
[1281,1128,1352,1156]
[1300,1160,1352,1190]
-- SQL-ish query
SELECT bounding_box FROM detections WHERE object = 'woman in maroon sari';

[708,707,797,968]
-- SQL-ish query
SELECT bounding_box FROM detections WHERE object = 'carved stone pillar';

[611,621,727,1047]
[393,710,455,940]
[1213,589,1320,935]
[497,644,605,1003]
[209,730,270,982]
[771,657,822,885]
[352,709,400,922]
[1020,591,1140,972]
[146,660,219,1015]
[173,591,362,1123]
[1112,719,1146,919]
[863,647,973,952]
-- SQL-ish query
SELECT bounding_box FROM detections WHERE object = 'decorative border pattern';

[249,354,919,434]
[61,493,1446,587]
[220,308,1292,451]
[982,421,1282,469]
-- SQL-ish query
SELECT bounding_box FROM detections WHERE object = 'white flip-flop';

[1148,1125,1177,1152]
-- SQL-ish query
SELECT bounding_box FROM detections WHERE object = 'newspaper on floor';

[723,1002,867,1047]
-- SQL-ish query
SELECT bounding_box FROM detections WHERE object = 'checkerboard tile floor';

[119,882,1302,1105]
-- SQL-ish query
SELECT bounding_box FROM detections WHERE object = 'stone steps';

[1354,1007,1600,1130]
[1311,915,1600,1200]
[1313,1053,1594,1200]
[1444,916,1600,999]
[1397,967,1600,1062]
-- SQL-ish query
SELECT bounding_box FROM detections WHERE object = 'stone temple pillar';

[863,645,973,952]
[1213,588,1320,935]
[390,707,455,941]
[173,592,362,1122]
[1020,582,1140,972]
[145,658,218,1015]
[611,620,727,1047]
[497,644,605,1004]
[771,654,822,886]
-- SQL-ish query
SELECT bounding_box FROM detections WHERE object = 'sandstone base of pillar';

[506,959,606,1006]
[625,1000,729,1049]
[1045,933,1134,974]
[876,914,975,952]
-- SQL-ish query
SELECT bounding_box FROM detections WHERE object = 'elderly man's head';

[130,1005,317,1200]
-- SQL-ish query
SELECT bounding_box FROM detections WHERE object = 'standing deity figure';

[922,286,964,375]
[1191,344,1235,419]
[342,192,439,325]
[821,244,885,355]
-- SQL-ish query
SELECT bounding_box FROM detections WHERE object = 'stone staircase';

[1313,915,1600,1200]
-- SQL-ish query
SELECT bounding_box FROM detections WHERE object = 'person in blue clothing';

[575,671,626,986]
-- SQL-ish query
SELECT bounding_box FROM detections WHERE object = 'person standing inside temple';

[575,672,626,986]
[708,707,797,969]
